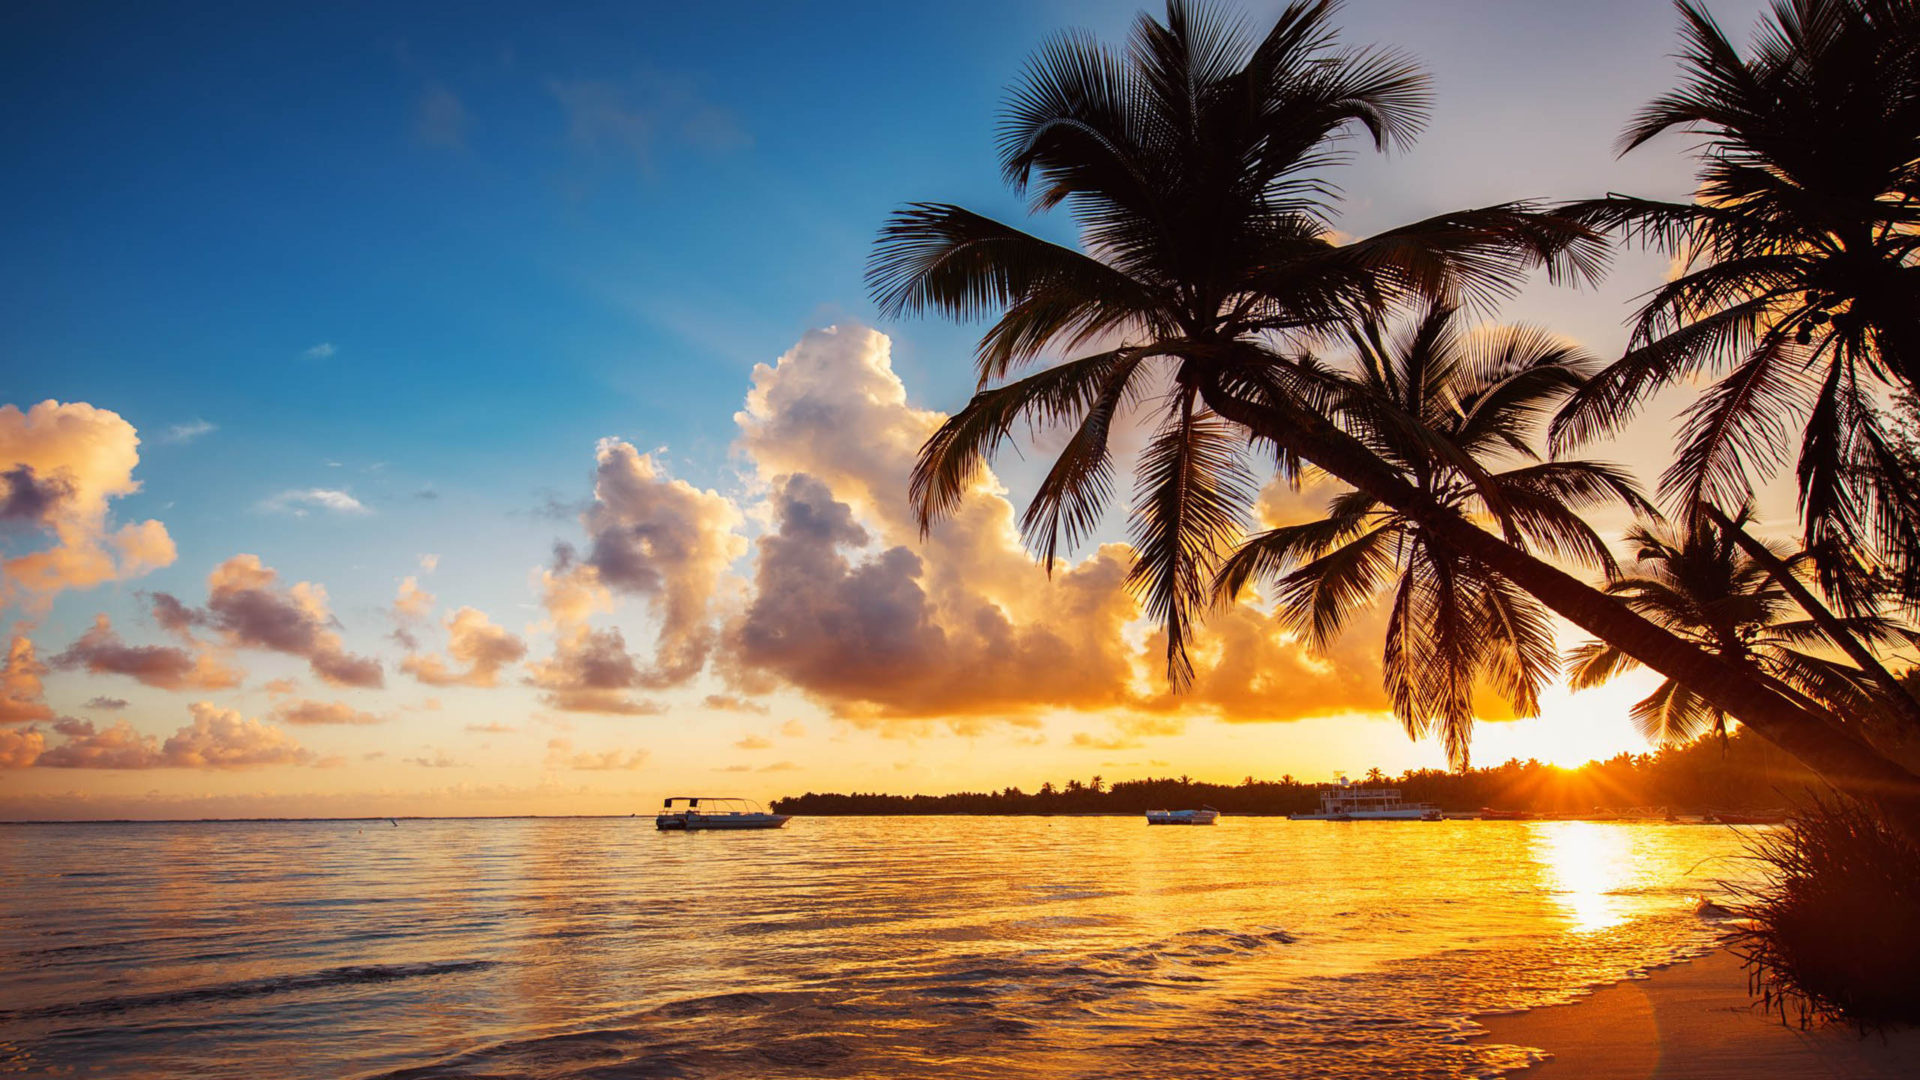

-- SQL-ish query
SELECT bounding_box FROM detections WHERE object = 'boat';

[1146,807,1219,825]
[1290,776,1442,821]
[1477,807,1537,821]
[655,796,792,831]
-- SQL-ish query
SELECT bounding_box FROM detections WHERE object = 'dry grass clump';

[1726,796,1920,1030]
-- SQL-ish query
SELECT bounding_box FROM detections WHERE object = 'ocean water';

[0,816,1757,1079]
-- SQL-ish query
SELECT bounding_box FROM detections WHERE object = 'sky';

[0,0,1793,819]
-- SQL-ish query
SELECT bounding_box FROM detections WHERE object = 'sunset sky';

[1,0,1795,819]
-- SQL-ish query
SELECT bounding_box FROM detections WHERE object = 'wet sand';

[1476,949,1919,1079]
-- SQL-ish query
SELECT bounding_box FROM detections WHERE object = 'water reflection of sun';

[1536,821,1633,933]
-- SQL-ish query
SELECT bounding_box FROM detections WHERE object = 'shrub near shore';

[775,729,1816,816]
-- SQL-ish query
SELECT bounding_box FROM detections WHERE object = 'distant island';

[773,730,1816,816]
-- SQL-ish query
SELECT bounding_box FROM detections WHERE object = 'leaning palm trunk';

[1191,365,1920,834]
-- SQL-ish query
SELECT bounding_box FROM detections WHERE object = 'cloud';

[465,721,515,733]
[543,737,649,771]
[51,615,244,691]
[414,83,470,150]
[37,702,313,769]
[262,677,299,696]
[1071,733,1142,751]
[260,489,370,516]
[0,401,177,610]
[151,555,384,688]
[405,750,461,768]
[733,734,772,750]
[401,606,527,688]
[270,699,384,726]
[703,693,768,714]
[573,440,744,687]
[524,623,666,715]
[84,696,128,710]
[779,719,806,738]
[303,343,336,361]
[759,760,799,772]
[419,554,440,573]
[160,419,216,445]
[0,727,45,768]
[719,326,1392,731]
[548,72,750,176]
[392,576,435,621]
[0,637,54,724]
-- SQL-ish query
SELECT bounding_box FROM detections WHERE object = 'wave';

[1,959,497,1022]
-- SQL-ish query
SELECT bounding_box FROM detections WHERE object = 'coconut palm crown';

[1215,304,1654,768]
[869,0,1604,687]
[1558,0,1920,605]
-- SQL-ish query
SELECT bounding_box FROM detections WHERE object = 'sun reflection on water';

[1534,821,1635,933]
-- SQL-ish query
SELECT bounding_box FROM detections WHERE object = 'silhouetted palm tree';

[870,0,1920,825]
[1560,0,1920,602]
[1568,509,1917,746]
[1217,305,1652,767]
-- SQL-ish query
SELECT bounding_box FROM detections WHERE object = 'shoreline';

[1474,948,1919,1079]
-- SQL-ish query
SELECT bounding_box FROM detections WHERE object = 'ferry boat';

[1146,807,1219,825]
[1290,776,1442,821]
[655,796,792,831]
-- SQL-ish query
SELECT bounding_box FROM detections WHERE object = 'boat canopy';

[660,796,765,812]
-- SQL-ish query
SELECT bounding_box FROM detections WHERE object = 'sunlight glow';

[1535,821,1635,933]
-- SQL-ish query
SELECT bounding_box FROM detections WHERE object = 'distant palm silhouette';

[1567,509,1918,744]
[1216,304,1652,767]
[1561,0,1920,601]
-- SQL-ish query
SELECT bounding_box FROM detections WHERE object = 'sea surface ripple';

[0,816,1756,1078]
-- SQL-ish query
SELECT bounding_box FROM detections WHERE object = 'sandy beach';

[1477,949,1920,1079]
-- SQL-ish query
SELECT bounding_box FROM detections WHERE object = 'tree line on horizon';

[871,0,1920,838]
[774,728,1818,816]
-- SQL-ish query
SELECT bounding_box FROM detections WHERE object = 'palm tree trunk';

[1195,373,1920,838]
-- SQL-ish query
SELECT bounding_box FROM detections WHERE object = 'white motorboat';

[655,796,792,831]
[1146,807,1220,825]
[1289,776,1442,821]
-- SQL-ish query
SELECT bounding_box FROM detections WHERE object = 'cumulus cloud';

[465,721,515,733]
[303,343,335,361]
[0,637,54,724]
[733,734,772,750]
[270,699,385,726]
[0,401,177,610]
[544,737,649,771]
[84,696,128,710]
[51,615,244,691]
[524,623,665,715]
[401,606,527,688]
[574,439,744,687]
[0,726,44,768]
[150,555,383,688]
[37,703,313,769]
[393,576,435,621]
[719,326,1394,732]
[259,488,369,516]
[404,750,461,768]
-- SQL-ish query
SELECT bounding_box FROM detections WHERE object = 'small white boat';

[1289,776,1442,821]
[655,796,791,831]
[1146,807,1220,825]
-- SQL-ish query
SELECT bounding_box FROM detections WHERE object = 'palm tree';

[1567,510,1919,758]
[1216,305,1653,767]
[870,0,1920,829]
[1558,0,1920,602]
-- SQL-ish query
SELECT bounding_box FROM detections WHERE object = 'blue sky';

[0,0,1788,817]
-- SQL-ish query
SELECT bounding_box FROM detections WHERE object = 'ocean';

[0,816,1755,1078]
